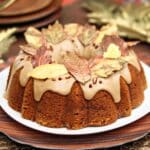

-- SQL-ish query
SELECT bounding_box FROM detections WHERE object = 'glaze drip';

[127,51,141,72]
[5,23,142,103]
[6,51,140,102]
[6,53,33,98]
[33,75,75,101]
[19,61,33,86]
[81,64,131,102]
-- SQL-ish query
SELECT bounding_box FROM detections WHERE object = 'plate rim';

[0,0,53,17]
[0,62,149,136]
[0,0,61,24]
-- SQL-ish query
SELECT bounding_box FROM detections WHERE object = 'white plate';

[0,62,150,135]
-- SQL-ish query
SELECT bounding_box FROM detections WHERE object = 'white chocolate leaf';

[28,64,68,79]
[43,21,66,44]
[78,25,97,46]
[92,59,125,78]
[20,45,36,56]
[24,27,42,48]
[94,24,118,44]
[64,23,80,36]
[103,43,121,59]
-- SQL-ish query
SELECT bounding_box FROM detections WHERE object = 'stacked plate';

[0,0,62,32]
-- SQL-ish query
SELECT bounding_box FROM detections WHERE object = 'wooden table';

[0,0,150,149]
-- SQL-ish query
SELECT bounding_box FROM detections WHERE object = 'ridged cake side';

[5,63,146,129]
[4,23,148,129]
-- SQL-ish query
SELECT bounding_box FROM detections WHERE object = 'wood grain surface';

[0,0,53,17]
[0,9,61,33]
[0,107,149,149]
[0,0,61,24]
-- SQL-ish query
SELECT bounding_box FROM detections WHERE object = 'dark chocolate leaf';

[101,35,127,55]
[62,52,91,83]
[32,45,52,67]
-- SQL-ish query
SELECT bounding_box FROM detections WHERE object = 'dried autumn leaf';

[62,52,91,83]
[0,28,17,57]
[83,0,150,43]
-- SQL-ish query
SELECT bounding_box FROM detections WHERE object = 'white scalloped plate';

[0,62,150,135]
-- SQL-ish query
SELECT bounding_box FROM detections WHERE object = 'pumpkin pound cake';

[5,22,147,129]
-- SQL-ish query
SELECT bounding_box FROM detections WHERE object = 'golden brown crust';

[88,90,118,126]
[6,63,146,129]
[64,82,88,129]
[139,63,147,90]
[35,91,66,128]
[6,64,13,91]
[7,69,24,112]
[21,79,37,121]
[116,77,131,117]
[128,64,144,108]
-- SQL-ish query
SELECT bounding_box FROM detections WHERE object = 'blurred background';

[1,0,150,69]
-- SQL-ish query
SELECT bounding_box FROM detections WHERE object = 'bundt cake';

[5,22,147,129]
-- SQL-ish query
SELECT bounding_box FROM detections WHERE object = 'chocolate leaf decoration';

[43,21,66,44]
[64,23,80,37]
[62,52,91,83]
[91,59,125,78]
[24,27,42,48]
[89,55,103,69]
[101,35,127,55]
[83,44,103,59]
[32,45,52,67]
[78,25,97,46]
[20,45,36,56]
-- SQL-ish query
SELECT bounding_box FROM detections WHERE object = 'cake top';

[18,22,138,84]
[7,22,141,102]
